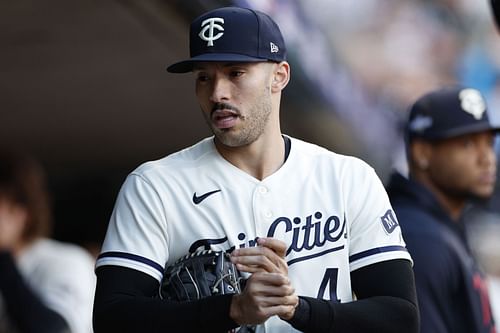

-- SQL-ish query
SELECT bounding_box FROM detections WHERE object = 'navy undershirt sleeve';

[94,259,418,333]
[286,259,419,332]
[0,251,70,333]
[93,265,239,332]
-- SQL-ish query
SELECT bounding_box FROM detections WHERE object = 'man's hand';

[230,272,297,324]
[230,238,298,324]
[231,238,288,274]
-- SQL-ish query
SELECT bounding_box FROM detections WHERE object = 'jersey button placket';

[254,185,273,235]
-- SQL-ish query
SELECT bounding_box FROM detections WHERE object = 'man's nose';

[209,76,231,103]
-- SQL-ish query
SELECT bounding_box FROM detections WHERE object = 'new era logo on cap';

[270,42,279,53]
[167,7,287,73]
[408,115,433,134]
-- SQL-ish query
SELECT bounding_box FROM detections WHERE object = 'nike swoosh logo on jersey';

[192,189,221,204]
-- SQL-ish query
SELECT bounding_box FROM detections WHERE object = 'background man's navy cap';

[406,86,500,142]
[167,7,287,73]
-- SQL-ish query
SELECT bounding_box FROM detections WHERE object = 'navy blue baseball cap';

[167,7,287,73]
[406,86,500,142]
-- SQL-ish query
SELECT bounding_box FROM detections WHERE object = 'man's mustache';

[212,103,240,114]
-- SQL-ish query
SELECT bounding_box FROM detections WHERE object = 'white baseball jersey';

[97,135,412,333]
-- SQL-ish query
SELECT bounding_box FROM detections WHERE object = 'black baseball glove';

[159,250,243,301]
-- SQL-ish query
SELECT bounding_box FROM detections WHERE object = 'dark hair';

[0,150,52,241]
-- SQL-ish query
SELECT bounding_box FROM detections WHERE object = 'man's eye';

[197,75,209,82]
[461,138,475,149]
[230,71,244,77]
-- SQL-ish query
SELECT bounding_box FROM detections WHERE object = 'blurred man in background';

[0,150,96,333]
[387,86,498,333]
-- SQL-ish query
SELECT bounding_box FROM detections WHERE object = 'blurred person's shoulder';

[18,238,95,277]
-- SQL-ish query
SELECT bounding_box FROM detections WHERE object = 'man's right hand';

[229,238,298,325]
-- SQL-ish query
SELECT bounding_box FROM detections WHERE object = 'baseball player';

[93,6,418,332]
[386,86,498,333]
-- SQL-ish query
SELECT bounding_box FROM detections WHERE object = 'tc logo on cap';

[198,17,225,47]
[459,88,486,120]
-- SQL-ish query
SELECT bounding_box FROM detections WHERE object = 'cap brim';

[412,123,500,141]
[167,53,270,73]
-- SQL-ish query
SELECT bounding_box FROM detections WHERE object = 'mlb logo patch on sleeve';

[381,209,399,234]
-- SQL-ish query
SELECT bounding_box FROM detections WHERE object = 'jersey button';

[258,186,268,194]
[264,211,273,219]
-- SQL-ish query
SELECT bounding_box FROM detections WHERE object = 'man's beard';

[204,91,272,148]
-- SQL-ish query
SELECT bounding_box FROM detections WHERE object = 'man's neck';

[414,173,466,221]
[215,133,285,181]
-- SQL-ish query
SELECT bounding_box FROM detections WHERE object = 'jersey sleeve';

[344,160,412,271]
[95,173,169,282]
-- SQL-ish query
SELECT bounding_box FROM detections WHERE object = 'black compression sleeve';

[286,259,419,333]
[93,265,240,333]
[0,251,70,333]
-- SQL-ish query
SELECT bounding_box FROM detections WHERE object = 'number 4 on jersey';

[317,268,341,302]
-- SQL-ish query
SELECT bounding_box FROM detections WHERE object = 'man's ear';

[410,139,432,170]
[271,61,290,93]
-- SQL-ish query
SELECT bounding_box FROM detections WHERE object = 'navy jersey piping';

[349,245,408,263]
[98,251,164,274]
